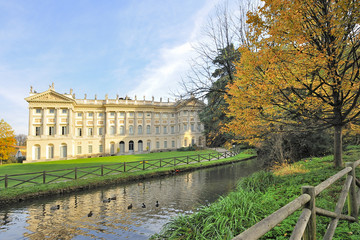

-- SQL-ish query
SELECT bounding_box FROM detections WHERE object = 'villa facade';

[25,85,205,162]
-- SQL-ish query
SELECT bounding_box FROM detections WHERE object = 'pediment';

[25,90,75,103]
[175,97,205,108]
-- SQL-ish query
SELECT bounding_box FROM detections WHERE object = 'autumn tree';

[0,119,16,162]
[225,0,360,167]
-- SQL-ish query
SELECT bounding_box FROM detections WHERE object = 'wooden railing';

[0,150,243,189]
[233,160,360,240]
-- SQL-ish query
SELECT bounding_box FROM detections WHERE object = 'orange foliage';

[0,119,16,160]
[224,0,360,149]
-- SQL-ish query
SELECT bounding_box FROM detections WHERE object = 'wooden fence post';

[208,153,211,161]
[124,162,126,172]
[160,159,162,167]
[302,186,316,240]
[218,153,220,160]
[345,162,358,221]
[143,160,145,170]
[224,152,227,158]
[5,174,8,188]
[198,155,200,162]
[101,165,104,176]
[43,171,46,184]
[174,157,176,166]
[187,156,189,164]
[75,167,77,180]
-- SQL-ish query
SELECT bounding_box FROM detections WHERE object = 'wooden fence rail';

[0,150,241,189]
[233,159,360,240]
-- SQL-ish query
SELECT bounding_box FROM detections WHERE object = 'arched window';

[34,145,41,160]
[110,142,115,154]
[184,138,188,147]
[129,141,134,152]
[147,140,151,151]
[60,143,67,158]
[191,138,195,145]
[138,125,143,134]
[47,144,54,159]
[138,140,143,152]
[146,125,151,134]
[110,126,115,135]
[119,141,125,153]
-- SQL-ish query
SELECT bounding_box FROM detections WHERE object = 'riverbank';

[0,151,255,205]
[152,146,360,239]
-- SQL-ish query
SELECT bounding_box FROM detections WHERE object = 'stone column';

[68,107,72,136]
[94,111,98,136]
[55,107,60,136]
[29,107,33,136]
[82,111,86,137]
[42,107,47,136]
[105,111,110,135]
[115,111,118,135]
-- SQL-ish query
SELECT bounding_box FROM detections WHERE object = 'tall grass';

[151,171,277,239]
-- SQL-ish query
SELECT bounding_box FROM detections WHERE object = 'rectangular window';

[146,125,151,134]
[156,141,160,149]
[172,140,175,148]
[35,109,41,114]
[35,126,41,136]
[110,126,115,135]
[62,109,67,114]
[163,113,167,118]
[171,113,175,117]
[164,141,167,148]
[98,112,103,117]
[49,109,55,114]
[184,124,187,131]
[129,112,134,117]
[129,125,134,135]
[171,126,175,134]
[99,145,103,153]
[138,113,143,117]
[77,112,82,117]
[77,146,82,154]
[110,112,115,116]
[146,113,151,117]
[163,126,167,134]
[88,145,93,154]
[191,124,195,131]
[98,127,103,135]
[120,126,125,135]
[183,111,188,116]
[48,146,54,159]
[62,126,67,135]
[88,112,93,117]
[155,126,160,134]
[88,128,93,136]
[48,126,54,135]
[77,128,82,136]
[155,113,160,118]
[119,112,125,117]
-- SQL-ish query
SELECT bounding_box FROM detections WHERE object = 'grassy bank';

[152,146,360,240]
[0,150,254,204]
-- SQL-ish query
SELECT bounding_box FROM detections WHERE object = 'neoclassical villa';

[25,85,205,162]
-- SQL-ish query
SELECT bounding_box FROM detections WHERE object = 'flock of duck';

[50,197,160,218]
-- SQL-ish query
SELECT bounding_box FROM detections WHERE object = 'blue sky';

[0,0,222,135]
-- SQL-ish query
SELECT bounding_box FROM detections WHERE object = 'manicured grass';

[0,151,255,202]
[152,146,360,240]
[0,150,215,175]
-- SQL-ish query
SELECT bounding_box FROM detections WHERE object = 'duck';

[155,201,159,207]
[127,203,133,210]
[142,203,146,208]
[87,211,93,217]
[110,196,117,201]
[50,205,60,210]
[103,198,111,203]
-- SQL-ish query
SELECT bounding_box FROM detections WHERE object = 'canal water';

[0,159,260,239]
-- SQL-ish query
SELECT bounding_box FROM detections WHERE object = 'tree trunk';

[334,125,343,168]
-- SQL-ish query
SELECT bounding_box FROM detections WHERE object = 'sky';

[0,0,225,135]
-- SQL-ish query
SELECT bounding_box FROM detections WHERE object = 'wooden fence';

[0,151,240,189]
[233,160,360,240]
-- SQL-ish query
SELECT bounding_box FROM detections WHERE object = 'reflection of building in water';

[25,85,205,162]
[23,188,137,240]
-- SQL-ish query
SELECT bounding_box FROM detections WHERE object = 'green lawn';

[0,150,215,175]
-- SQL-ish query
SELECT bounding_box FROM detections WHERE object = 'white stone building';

[25,85,205,162]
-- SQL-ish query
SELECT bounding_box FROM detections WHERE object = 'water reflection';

[0,159,259,239]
